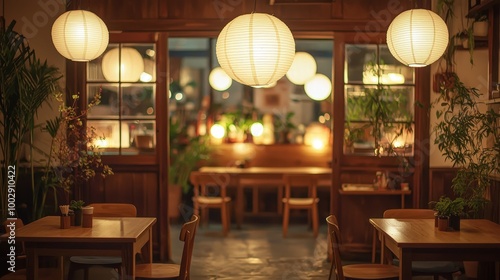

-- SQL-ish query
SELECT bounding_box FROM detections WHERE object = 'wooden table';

[369,218,500,279]
[196,166,332,227]
[16,216,156,280]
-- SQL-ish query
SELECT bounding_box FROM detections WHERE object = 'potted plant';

[434,72,498,219]
[168,118,211,220]
[431,196,465,231]
[473,14,488,37]
[69,200,85,226]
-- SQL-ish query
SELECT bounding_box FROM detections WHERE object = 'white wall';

[4,0,66,163]
[429,0,490,168]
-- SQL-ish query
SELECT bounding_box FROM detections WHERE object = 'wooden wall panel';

[207,144,332,168]
[86,0,160,20]
[85,171,162,258]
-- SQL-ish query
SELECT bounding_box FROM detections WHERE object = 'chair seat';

[135,263,180,279]
[70,256,123,265]
[196,196,231,204]
[283,197,319,205]
[343,264,400,279]
[392,259,462,273]
[0,268,59,280]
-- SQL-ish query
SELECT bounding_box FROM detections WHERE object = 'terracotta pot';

[437,216,449,231]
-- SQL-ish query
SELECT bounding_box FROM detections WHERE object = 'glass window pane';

[345,44,377,84]
[87,85,119,118]
[121,85,156,117]
[87,44,156,83]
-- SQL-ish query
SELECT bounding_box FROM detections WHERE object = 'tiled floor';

[170,222,332,279]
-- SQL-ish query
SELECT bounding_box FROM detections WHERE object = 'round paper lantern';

[216,13,295,87]
[387,9,449,67]
[286,52,317,85]
[102,48,144,82]
[209,67,232,91]
[51,10,109,62]
[304,74,332,101]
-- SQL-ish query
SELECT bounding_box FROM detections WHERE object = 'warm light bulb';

[250,122,264,137]
[210,124,225,139]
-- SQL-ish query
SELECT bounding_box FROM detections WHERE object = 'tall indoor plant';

[0,18,61,223]
[433,72,499,218]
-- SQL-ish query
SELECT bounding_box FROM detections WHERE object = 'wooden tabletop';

[198,166,331,175]
[16,216,157,243]
[369,218,500,248]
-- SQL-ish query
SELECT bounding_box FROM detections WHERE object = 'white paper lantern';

[102,48,144,82]
[209,67,232,91]
[51,10,109,62]
[387,9,449,67]
[286,52,317,85]
[304,74,331,101]
[216,13,295,87]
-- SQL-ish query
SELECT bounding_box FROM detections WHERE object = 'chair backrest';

[178,215,200,280]
[383,208,435,219]
[88,203,137,217]
[326,214,344,280]
[282,174,319,200]
[190,172,230,198]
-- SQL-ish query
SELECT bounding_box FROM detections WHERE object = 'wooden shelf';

[467,0,499,18]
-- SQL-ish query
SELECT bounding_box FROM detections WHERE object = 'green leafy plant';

[0,18,61,223]
[345,63,413,156]
[433,72,499,218]
[169,118,211,193]
[31,91,113,220]
[69,200,85,211]
[432,196,465,217]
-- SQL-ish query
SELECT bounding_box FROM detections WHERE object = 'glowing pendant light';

[286,52,317,85]
[304,74,331,101]
[51,10,109,62]
[101,47,144,82]
[387,9,449,67]
[216,13,295,87]
[209,67,233,91]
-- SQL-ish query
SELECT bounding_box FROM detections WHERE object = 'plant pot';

[449,214,460,231]
[437,216,449,231]
[73,209,82,226]
[473,21,488,37]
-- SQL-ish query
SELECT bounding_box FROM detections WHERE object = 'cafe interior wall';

[4,0,67,164]
[428,0,490,168]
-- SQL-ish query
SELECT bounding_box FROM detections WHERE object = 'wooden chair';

[68,203,138,280]
[374,209,462,280]
[190,172,231,236]
[326,215,399,280]
[135,215,200,280]
[282,174,319,237]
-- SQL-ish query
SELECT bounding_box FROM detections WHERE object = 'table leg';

[399,249,412,279]
[122,244,135,280]
[236,181,243,229]
[25,247,37,280]
[140,228,153,263]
